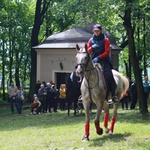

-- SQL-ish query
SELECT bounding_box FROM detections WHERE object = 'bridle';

[76,51,95,72]
[76,50,99,89]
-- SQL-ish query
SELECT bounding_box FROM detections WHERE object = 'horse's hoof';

[108,130,113,135]
[97,128,103,135]
[82,135,89,141]
[105,128,110,134]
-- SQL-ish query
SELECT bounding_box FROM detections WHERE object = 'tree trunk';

[143,15,147,76]
[30,0,46,101]
[2,39,6,101]
[15,67,20,88]
[8,28,13,84]
[122,0,148,114]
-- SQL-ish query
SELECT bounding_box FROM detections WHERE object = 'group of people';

[31,81,59,115]
[8,81,25,115]
[120,76,150,110]
[32,73,81,115]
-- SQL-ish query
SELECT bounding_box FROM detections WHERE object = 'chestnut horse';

[75,44,129,141]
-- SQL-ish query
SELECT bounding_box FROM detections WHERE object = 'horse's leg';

[94,102,103,135]
[109,103,119,134]
[73,98,78,116]
[82,101,90,141]
[103,101,110,134]
[67,95,72,116]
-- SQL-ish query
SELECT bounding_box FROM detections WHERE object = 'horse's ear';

[85,43,88,51]
[76,44,80,51]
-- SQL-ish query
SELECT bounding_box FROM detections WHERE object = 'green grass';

[0,105,149,150]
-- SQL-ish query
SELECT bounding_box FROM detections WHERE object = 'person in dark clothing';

[70,66,82,115]
[36,80,41,96]
[143,76,150,109]
[45,82,53,113]
[65,74,74,115]
[38,84,47,113]
[52,85,59,112]
[87,24,118,103]
[130,79,138,109]
[120,90,129,110]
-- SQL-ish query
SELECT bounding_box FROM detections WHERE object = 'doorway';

[56,72,71,89]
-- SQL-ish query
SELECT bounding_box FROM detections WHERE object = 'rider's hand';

[93,57,99,63]
[92,44,99,49]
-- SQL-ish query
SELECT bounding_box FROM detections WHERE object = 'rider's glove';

[88,44,99,53]
[93,57,99,63]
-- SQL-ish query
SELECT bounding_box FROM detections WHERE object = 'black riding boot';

[111,79,119,103]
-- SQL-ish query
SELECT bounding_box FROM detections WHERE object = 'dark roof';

[34,23,121,50]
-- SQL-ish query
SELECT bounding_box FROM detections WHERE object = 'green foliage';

[1,0,150,94]
[0,0,35,86]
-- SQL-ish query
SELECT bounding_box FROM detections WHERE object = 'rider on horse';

[87,24,118,103]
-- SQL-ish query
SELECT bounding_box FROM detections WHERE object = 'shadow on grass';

[0,106,149,132]
[116,109,150,124]
[89,132,132,147]
[0,107,86,131]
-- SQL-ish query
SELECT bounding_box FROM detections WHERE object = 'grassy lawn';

[0,104,149,150]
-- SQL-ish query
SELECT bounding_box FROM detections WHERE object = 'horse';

[75,44,129,141]
[66,72,81,116]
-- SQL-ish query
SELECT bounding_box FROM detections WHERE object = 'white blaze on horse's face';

[76,44,88,77]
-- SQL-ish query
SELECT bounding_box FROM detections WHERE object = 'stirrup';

[112,96,119,103]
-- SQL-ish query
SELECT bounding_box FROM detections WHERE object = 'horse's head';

[75,44,91,77]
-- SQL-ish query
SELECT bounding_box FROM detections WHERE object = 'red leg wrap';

[85,123,90,136]
[110,117,116,132]
[104,113,109,127]
[95,122,101,132]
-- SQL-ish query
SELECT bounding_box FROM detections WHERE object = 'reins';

[85,66,99,89]
[77,51,100,89]
[76,50,101,104]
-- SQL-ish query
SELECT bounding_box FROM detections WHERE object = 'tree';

[0,0,34,100]
[120,0,148,114]
[30,0,50,100]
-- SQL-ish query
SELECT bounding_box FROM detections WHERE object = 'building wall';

[36,48,77,83]
[36,48,120,84]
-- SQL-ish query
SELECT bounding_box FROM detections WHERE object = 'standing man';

[87,24,118,103]
[36,80,41,96]
[70,66,82,115]
[45,82,53,113]
[38,84,47,113]
[143,76,150,109]
[8,81,18,114]
[130,79,138,109]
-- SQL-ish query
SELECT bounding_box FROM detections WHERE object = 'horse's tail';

[112,69,129,98]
